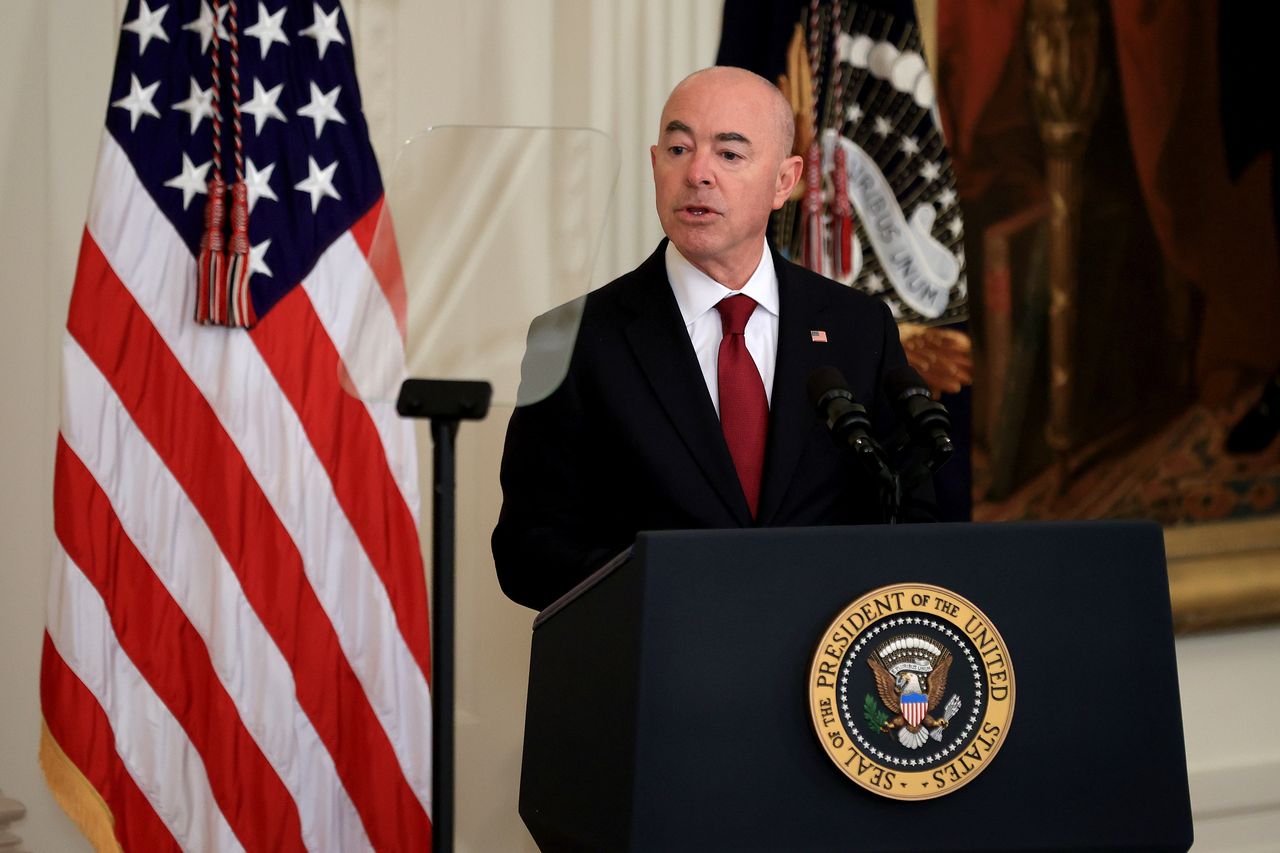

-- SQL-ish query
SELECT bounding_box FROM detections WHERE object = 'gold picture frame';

[1166,516,1280,633]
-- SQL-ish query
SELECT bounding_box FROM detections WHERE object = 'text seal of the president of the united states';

[809,582,1015,800]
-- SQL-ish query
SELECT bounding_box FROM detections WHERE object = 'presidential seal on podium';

[809,583,1015,800]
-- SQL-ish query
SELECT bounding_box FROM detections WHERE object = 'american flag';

[40,1,432,850]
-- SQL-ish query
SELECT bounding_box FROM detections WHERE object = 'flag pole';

[397,378,493,853]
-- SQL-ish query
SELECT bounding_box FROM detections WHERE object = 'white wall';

[1,2,1276,852]
[1176,625,1280,851]
[1,3,119,851]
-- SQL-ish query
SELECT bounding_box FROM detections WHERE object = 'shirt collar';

[665,241,780,327]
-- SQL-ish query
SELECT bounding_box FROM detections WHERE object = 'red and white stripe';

[903,697,927,728]
[44,131,432,850]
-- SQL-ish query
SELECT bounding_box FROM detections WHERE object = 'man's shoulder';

[524,244,666,360]
[586,243,668,310]
[774,250,893,322]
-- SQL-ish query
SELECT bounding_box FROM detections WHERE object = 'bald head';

[664,66,796,162]
[650,65,804,288]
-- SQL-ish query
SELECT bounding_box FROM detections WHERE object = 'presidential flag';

[41,1,432,850]
[719,0,967,325]
[719,0,974,520]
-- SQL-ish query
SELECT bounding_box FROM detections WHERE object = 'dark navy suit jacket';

[492,240,922,610]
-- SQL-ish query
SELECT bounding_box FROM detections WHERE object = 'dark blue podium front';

[519,521,1193,852]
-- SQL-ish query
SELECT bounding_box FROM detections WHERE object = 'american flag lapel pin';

[810,330,828,343]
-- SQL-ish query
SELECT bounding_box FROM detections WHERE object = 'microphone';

[806,366,886,470]
[883,365,953,472]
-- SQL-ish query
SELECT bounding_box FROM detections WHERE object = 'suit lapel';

[757,250,828,523]
[621,245,753,525]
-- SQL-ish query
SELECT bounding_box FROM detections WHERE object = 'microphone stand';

[811,385,903,524]
[865,442,901,525]
[885,429,952,525]
[395,378,492,853]
[885,469,903,525]
[807,370,952,525]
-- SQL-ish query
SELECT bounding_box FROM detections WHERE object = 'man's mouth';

[678,205,719,218]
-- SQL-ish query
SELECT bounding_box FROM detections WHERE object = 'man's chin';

[665,231,721,263]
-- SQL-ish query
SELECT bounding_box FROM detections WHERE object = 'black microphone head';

[806,365,852,411]
[884,364,931,401]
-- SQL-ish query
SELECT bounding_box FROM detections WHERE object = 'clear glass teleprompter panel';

[340,125,618,407]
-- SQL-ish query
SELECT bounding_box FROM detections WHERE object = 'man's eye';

[721,151,741,161]
[670,146,687,155]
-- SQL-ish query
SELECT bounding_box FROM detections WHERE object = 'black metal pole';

[885,469,901,525]
[394,378,490,852]
[431,417,458,853]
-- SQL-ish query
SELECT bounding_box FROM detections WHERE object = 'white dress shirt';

[665,241,779,416]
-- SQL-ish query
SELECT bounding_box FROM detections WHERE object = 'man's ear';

[773,154,804,210]
[650,145,657,170]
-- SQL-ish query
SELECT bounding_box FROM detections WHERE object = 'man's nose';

[685,151,716,187]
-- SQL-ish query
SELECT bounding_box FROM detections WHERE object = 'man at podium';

[493,67,925,611]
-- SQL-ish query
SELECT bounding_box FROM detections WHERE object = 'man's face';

[650,71,799,282]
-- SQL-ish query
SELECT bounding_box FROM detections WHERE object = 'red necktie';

[715,295,768,518]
